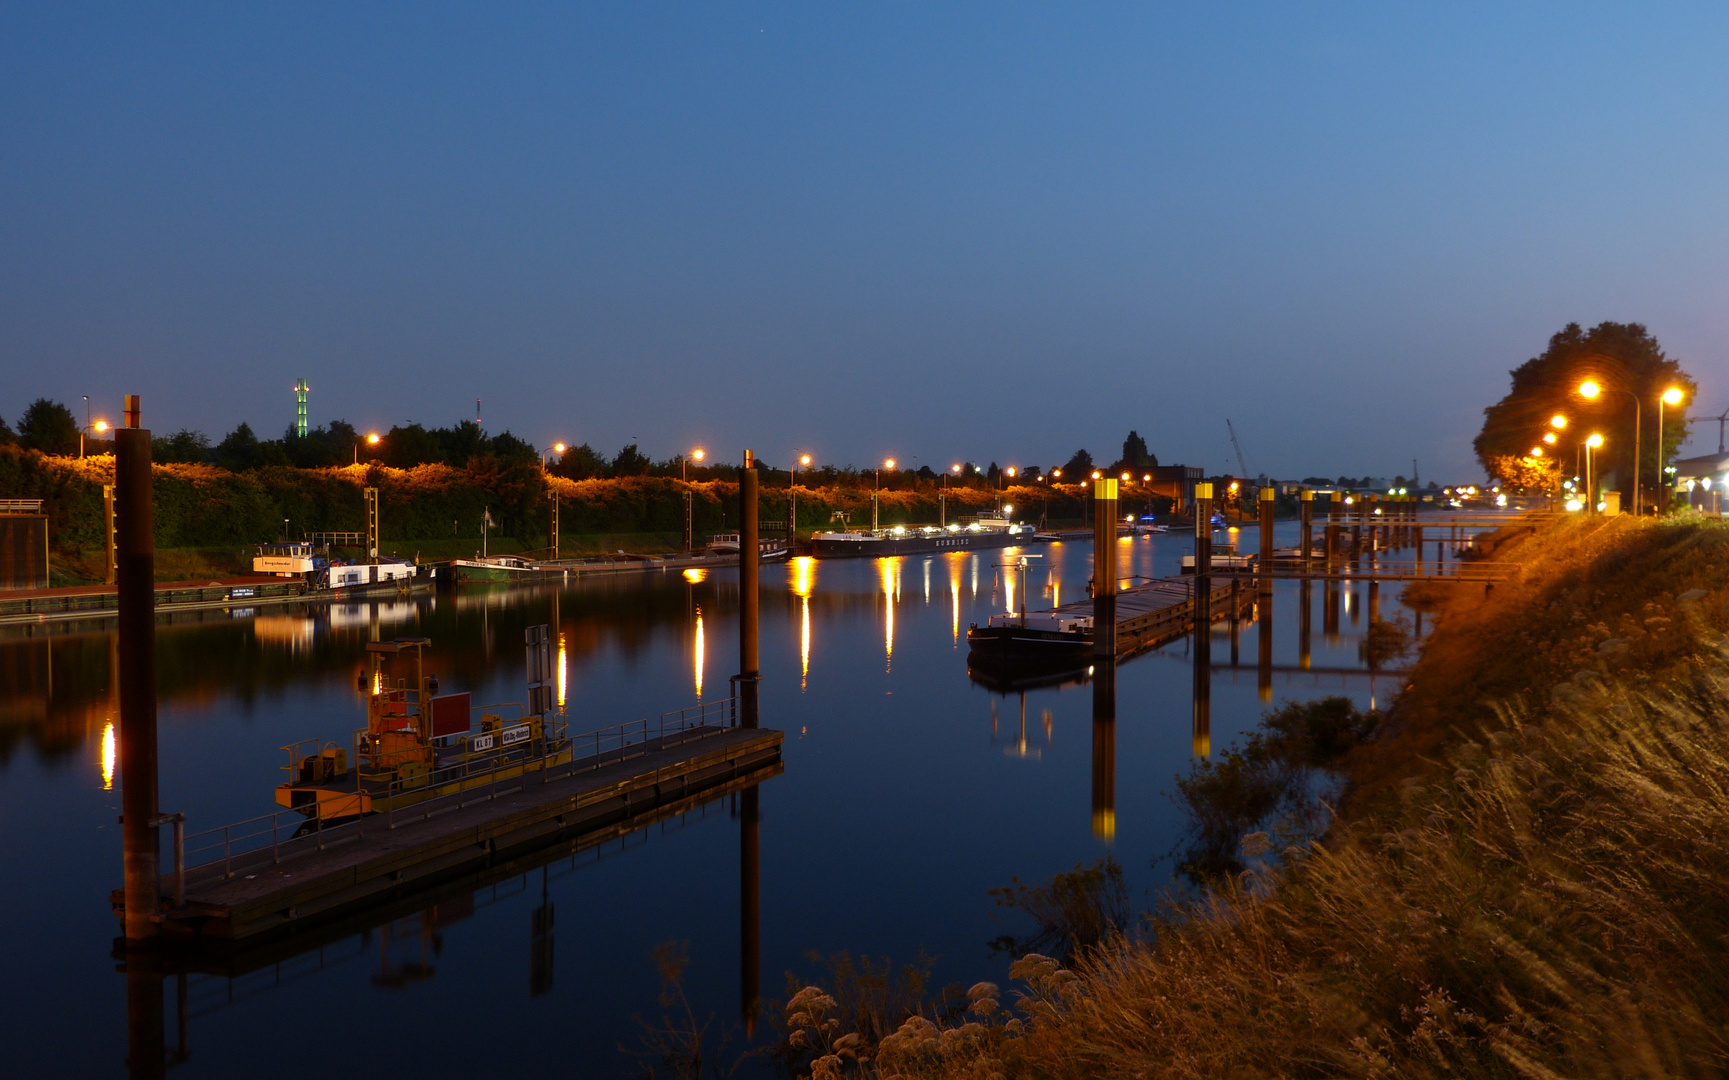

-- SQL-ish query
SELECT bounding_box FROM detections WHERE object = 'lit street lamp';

[354,432,380,465]
[877,458,896,490]
[1585,433,1605,513]
[1658,386,1685,511]
[683,447,706,483]
[541,441,567,468]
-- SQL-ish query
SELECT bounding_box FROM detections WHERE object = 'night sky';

[4,3,1727,481]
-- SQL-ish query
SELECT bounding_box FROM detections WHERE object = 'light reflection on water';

[0,524,1413,1076]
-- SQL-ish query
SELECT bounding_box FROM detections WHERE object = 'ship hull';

[810,531,1039,559]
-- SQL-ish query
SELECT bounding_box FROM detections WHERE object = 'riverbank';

[786,514,1729,1077]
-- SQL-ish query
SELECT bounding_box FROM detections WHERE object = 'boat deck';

[130,724,783,942]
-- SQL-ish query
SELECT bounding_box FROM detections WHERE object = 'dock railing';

[176,695,740,888]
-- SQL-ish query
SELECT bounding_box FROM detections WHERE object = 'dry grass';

[782,515,1729,1079]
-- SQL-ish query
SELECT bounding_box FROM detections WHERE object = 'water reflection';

[100,720,115,790]
[693,607,705,699]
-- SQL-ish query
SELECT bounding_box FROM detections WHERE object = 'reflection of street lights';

[1657,387,1685,511]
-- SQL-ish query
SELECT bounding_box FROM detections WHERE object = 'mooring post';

[682,490,694,553]
[1092,478,1118,658]
[1299,579,1313,670]
[117,395,161,942]
[1326,491,1341,568]
[1299,488,1313,575]
[1258,487,1275,596]
[739,452,760,730]
[870,492,879,532]
[1191,482,1214,758]
[938,492,946,529]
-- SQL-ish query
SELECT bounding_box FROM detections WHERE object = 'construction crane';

[1225,419,1250,478]
[1683,408,1729,454]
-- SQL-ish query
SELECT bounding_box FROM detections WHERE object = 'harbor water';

[0,525,1409,1077]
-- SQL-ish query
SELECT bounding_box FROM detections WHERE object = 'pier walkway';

[123,709,781,943]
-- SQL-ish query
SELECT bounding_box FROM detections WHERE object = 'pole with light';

[541,442,566,470]
[354,431,379,465]
[683,447,706,483]
[1578,376,1647,516]
[1657,386,1685,513]
[1585,433,1605,513]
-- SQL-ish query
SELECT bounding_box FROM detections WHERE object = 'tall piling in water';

[1326,491,1341,568]
[1299,489,1313,574]
[1092,478,1118,660]
[117,395,161,942]
[1192,483,1213,757]
[739,452,760,730]
[1258,487,1275,595]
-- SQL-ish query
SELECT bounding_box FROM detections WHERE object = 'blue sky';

[3,3,1727,480]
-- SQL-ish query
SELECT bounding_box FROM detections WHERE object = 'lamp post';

[877,458,895,490]
[541,442,566,470]
[1657,387,1684,513]
[354,432,379,465]
[1585,433,1605,513]
[681,447,706,483]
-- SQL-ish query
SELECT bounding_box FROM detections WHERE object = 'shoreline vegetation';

[721,514,1729,1079]
[1,444,1122,584]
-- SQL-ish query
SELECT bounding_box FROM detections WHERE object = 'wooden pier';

[122,718,782,943]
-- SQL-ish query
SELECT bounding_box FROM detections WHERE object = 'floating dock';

[0,576,313,625]
[121,718,781,943]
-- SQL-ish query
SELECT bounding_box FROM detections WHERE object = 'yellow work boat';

[275,631,571,820]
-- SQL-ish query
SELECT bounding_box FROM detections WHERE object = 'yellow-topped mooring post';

[117,395,160,942]
[1258,487,1275,596]
[1092,478,1118,659]
[739,451,760,729]
[1192,482,1213,757]
[1299,489,1313,574]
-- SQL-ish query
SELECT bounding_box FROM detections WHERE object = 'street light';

[1585,432,1605,513]
[354,432,380,465]
[683,447,706,483]
[1551,415,1568,429]
[1658,387,1685,512]
[1576,379,1641,514]
[1542,432,1557,444]
[542,441,567,468]
[877,458,895,489]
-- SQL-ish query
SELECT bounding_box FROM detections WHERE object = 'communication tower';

[294,380,310,438]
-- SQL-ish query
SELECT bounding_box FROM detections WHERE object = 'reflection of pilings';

[1091,659,1116,840]
[125,946,165,1080]
[1193,620,1211,758]
[1257,593,1273,702]
[1299,580,1313,670]
[740,785,761,1037]
[117,414,161,943]
[1324,579,1340,643]
[1349,582,1361,626]
[739,452,760,729]
[1368,579,1380,626]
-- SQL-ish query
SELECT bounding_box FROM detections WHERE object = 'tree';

[17,399,79,455]
[610,443,651,477]
[1061,449,1094,478]
[153,429,210,464]
[0,415,15,445]
[1475,322,1695,501]
[213,422,264,471]
[1120,431,1157,470]
[550,443,607,480]
[382,422,445,468]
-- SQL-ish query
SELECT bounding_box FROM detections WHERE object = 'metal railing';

[177,696,739,884]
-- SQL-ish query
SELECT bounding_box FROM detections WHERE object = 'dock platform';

[124,721,782,943]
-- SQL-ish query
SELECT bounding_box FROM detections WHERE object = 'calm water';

[0,526,1406,1078]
